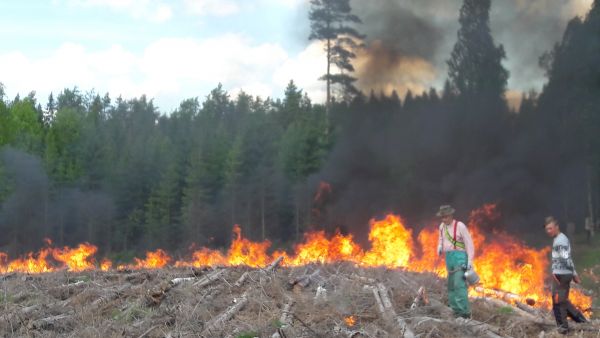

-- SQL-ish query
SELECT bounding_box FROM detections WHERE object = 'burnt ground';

[0,263,598,337]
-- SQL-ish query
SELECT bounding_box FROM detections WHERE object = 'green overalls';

[444,222,471,318]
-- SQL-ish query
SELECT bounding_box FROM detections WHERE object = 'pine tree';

[309,0,365,107]
[447,0,508,101]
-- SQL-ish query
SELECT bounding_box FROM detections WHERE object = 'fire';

[226,225,271,267]
[126,249,171,270]
[286,230,363,266]
[344,315,356,326]
[100,258,112,271]
[52,243,98,272]
[362,214,413,268]
[0,206,592,313]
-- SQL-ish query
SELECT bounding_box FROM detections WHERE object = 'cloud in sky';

[60,0,173,22]
[0,35,326,111]
[183,0,240,17]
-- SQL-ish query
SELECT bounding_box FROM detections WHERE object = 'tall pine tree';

[309,0,365,108]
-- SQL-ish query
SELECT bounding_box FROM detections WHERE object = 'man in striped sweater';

[544,216,588,334]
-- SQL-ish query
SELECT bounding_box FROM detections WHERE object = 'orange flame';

[0,205,592,312]
[129,249,171,270]
[52,243,98,272]
[344,315,356,326]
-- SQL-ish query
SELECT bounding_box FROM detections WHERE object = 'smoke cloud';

[350,0,593,97]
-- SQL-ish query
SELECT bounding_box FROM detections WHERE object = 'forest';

[0,0,599,259]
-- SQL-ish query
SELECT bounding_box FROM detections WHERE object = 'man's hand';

[573,275,581,284]
[437,245,442,256]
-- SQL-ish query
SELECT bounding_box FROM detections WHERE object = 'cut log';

[48,281,87,300]
[314,285,327,302]
[27,313,73,331]
[455,317,512,338]
[0,273,16,281]
[2,304,43,326]
[410,286,428,309]
[351,273,377,284]
[333,325,366,338]
[263,256,284,273]
[201,292,249,335]
[478,298,554,326]
[271,298,295,338]
[289,269,321,289]
[234,272,249,287]
[170,277,196,286]
[193,269,226,287]
[365,285,385,313]
[279,298,294,327]
[146,281,173,306]
[366,283,415,338]
[474,286,520,302]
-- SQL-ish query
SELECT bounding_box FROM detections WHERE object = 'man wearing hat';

[436,205,475,318]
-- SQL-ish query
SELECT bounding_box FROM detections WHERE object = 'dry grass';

[0,264,598,337]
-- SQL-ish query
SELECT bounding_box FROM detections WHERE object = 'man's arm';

[460,222,475,266]
[567,238,578,278]
[437,224,443,255]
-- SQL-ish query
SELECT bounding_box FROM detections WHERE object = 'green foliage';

[2,97,44,154]
[113,305,153,323]
[44,107,84,184]
[236,332,259,338]
[279,108,329,182]
[497,306,514,315]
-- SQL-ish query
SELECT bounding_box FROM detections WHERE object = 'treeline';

[0,0,599,256]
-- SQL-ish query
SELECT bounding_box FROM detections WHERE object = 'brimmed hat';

[436,205,455,217]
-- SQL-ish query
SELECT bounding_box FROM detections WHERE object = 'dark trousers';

[551,274,587,329]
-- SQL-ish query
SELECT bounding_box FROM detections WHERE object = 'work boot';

[557,326,568,335]
[573,313,588,323]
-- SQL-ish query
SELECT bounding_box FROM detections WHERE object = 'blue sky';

[0,0,323,112]
[0,0,594,112]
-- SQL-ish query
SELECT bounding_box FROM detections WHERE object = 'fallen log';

[410,286,428,309]
[290,269,321,289]
[263,256,284,274]
[364,285,385,313]
[48,281,87,300]
[193,269,226,287]
[478,298,554,326]
[474,286,522,303]
[271,298,295,338]
[333,324,366,338]
[234,272,249,287]
[1,303,43,327]
[146,281,172,306]
[170,277,196,286]
[201,292,249,336]
[455,317,512,338]
[27,313,73,331]
[377,283,415,338]
[350,273,377,284]
[0,273,16,281]
[90,283,131,308]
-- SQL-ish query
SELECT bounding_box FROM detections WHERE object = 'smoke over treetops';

[351,0,593,100]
